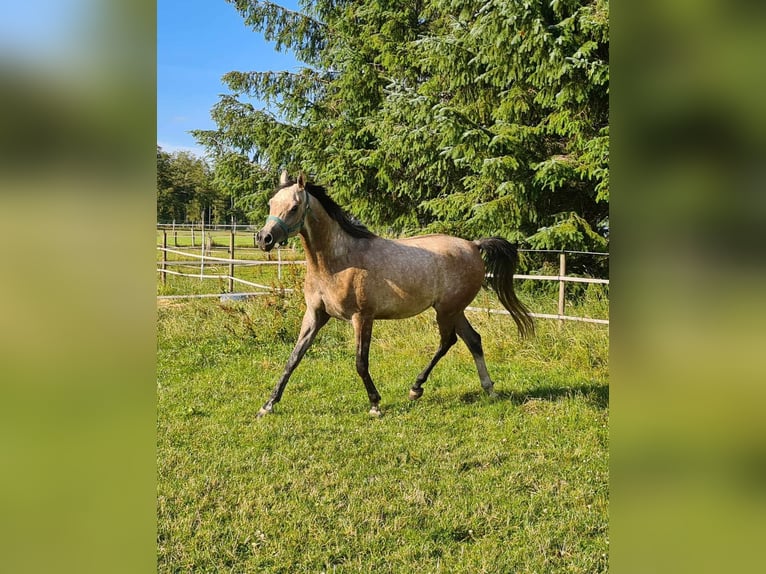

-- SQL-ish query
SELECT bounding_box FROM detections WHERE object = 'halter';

[266,188,311,241]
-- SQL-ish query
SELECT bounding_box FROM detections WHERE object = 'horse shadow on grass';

[459,381,609,410]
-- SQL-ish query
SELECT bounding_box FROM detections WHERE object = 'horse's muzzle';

[255,229,275,252]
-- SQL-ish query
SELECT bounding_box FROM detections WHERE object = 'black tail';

[475,237,535,338]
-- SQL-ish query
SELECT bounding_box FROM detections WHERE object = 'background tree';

[157,146,179,222]
[156,146,245,224]
[192,0,608,253]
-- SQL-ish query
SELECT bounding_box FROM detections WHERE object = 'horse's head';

[256,170,311,252]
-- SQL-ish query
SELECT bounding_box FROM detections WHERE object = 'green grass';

[158,286,608,573]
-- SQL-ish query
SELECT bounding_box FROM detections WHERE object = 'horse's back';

[395,233,476,256]
[395,234,483,274]
[362,234,484,319]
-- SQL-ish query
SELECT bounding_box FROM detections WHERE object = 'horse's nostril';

[263,233,273,245]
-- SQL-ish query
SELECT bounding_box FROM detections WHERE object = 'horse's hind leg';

[455,313,497,396]
[410,314,458,400]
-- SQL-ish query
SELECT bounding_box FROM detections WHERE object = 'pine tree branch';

[227,0,328,63]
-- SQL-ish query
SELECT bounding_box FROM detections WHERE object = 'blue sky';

[157,0,301,156]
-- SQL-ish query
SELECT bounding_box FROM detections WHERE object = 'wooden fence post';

[200,213,205,280]
[161,229,167,285]
[558,251,566,325]
[228,226,235,292]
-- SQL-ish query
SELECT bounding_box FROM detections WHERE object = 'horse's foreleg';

[257,307,329,418]
[410,316,458,400]
[352,314,382,417]
[455,313,497,396]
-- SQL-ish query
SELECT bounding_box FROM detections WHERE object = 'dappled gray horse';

[255,171,534,417]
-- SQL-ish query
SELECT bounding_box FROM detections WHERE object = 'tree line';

[156,145,248,224]
[161,0,608,254]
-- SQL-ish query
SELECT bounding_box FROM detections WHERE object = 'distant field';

[156,231,306,298]
[157,228,271,250]
[157,280,608,572]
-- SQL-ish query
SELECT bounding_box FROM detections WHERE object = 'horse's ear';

[297,171,307,189]
[279,170,290,186]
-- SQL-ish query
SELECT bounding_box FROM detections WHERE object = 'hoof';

[256,406,272,419]
[369,405,382,417]
[408,388,424,401]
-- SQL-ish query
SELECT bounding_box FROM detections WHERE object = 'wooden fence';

[157,226,609,326]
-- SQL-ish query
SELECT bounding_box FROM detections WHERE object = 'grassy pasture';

[157,277,608,572]
[157,228,269,249]
[157,233,306,298]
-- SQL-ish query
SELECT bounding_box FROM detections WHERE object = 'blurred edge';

[613,1,766,573]
[0,1,156,573]
[3,0,766,572]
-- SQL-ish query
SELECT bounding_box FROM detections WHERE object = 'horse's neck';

[299,198,359,274]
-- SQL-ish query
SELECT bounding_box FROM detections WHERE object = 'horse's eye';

[289,205,299,214]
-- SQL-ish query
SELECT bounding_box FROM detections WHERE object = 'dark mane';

[308,184,376,239]
[279,179,375,239]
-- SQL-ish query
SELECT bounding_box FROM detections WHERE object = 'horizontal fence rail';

[511,274,608,285]
[465,306,610,326]
[158,247,304,267]
[157,227,608,325]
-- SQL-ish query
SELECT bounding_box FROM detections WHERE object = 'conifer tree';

[193,0,608,251]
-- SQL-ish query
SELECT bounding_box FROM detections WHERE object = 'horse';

[254,171,534,417]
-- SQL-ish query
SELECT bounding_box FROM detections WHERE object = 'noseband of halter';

[267,188,311,242]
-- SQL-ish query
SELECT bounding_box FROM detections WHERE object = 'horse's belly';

[317,274,433,321]
[370,279,435,319]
